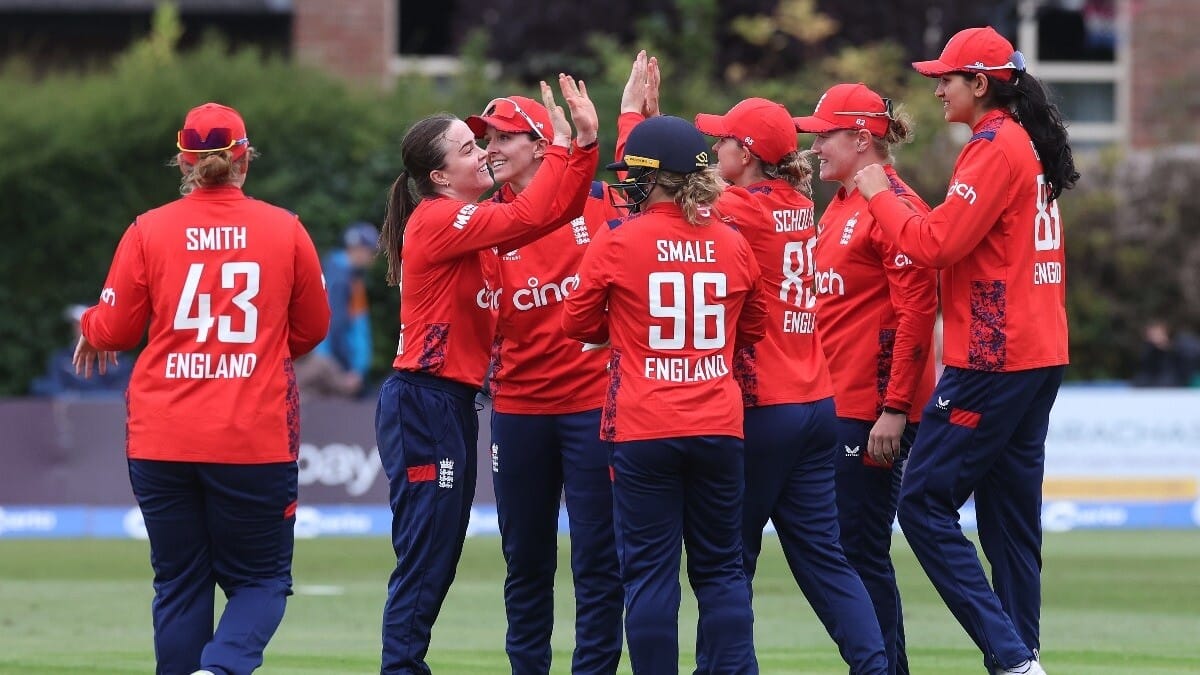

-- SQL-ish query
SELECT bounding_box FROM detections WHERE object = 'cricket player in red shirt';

[691,97,889,674]
[468,53,661,675]
[74,102,331,675]
[563,115,769,675]
[794,82,939,675]
[374,76,599,674]
[855,27,1079,675]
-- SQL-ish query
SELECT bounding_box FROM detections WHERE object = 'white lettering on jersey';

[947,179,978,205]
[783,310,816,334]
[1033,261,1063,285]
[100,287,117,306]
[453,204,478,230]
[643,354,730,382]
[893,253,913,268]
[773,208,813,232]
[164,352,257,379]
[186,226,247,251]
[476,287,502,310]
[512,275,579,311]
[814,267,845,296]
[655,240,717,263]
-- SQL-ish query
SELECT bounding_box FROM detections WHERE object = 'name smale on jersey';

[165,352,257,379]
[186,226,247,251]
[644,354,729,382]
[657,240,716,263]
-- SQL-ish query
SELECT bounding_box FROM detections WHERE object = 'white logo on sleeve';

[100,287,117,306]
[947,180,978,204]
[893,253,913,268]
[438,458,455,489]
[844,445,861,457]
[452,204,478,230]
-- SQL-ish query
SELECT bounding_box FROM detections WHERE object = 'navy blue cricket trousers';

[835,418,916,675]
[375,371,479,675]
[897,365,1064,672]
[736,400,888,675]
[128,458,297,675]
[612,435,757,675]
[491,409,623,675]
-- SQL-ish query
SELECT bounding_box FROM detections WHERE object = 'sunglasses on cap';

[176,128,250,153]
[833,98,896,120]
[481,97,546,140]
[962,51,1028,74]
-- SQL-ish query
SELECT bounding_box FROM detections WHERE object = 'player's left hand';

[867,409,906,466]
[558,73,598,147]
[73,334,118,378]
[854,163,891,201]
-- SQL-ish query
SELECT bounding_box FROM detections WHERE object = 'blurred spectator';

[294,221,378,397]
[30,304,131,396]
[1132,320,1195,387]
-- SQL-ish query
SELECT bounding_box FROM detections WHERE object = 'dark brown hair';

[380,113,457,285]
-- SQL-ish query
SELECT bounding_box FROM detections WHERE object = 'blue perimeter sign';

[2,500,1199,539]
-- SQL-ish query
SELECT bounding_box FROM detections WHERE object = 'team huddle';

[73,25,1076,675]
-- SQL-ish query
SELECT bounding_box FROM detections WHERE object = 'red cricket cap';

[694,97,797,165]
[466,95,552,139]
[792,83,891,137]
[912,26,1024,82]
[178,102,249,161]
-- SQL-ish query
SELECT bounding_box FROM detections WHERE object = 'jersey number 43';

[174,262,260,343]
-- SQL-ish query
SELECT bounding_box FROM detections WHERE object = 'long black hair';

[981,72,1080,202]
[380,113,457,285]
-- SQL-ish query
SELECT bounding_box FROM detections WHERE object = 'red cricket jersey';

[562,202,769,442]
[393,142,598,387]
[869,110,1069,371]
[80,185,331,464]
[715,180,835,407]
[488,182,623,414]
[814,166,938,421]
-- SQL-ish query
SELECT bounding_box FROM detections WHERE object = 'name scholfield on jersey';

[644,354,730,383]
[186,226,247,251]
[773,208,814,233]
[165,352,257,379]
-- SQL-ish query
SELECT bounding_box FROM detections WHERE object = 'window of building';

[1017,0,1126,146]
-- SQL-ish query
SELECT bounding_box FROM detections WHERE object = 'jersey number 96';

[648,271,727,350]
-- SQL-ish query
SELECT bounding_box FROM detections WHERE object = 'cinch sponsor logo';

[512,275,579,311]
[476,286,502,310]
[814,267,845,296]
[0,507,57,536]
[453,203,478,230]
[947,179,978,205]
[297,442,383,497]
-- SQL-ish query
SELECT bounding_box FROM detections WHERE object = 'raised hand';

[559,73,598,147]
[620,50,649,115]
[644,55,661,118]
[540,80,572,148]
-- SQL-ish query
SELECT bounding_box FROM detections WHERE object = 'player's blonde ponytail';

[869,104,916,165]
[654,167,725,226]
[173,146,256,195]
[772,150,815,198]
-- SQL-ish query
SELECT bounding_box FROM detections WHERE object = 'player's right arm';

[80,222,151,352]
[288,219,331,358]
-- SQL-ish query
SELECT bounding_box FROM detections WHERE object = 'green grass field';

[1,531,1198,674]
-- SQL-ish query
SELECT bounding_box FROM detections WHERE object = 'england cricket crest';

[438,458,455,489]
[490,443,500,473]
